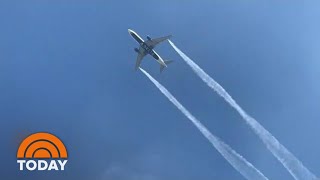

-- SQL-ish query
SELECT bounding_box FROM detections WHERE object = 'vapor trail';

[140,67,269,180]
[168,40,318,180]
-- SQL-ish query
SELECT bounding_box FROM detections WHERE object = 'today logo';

[17,132,68,171]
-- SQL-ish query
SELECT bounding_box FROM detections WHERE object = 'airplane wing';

[145,35,172,48]
[135,47,147,70]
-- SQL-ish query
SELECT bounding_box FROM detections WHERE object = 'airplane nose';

[128,29,133,34]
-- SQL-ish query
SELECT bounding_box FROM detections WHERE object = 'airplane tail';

[160,60,173,73]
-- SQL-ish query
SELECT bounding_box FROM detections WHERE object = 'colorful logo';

[17,132,68,171]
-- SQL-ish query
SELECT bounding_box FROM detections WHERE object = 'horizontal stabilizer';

[164,60,173,65]
[160,60,173,73]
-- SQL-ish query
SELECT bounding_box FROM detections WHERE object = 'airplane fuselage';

[128,29,166,66]
[140,42,158,58]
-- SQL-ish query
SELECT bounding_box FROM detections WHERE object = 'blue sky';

[0,1,319,180]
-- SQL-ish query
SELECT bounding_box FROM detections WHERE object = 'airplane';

[128,29,173,72]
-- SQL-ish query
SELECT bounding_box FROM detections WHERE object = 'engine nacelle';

[134,48,139,53]
[147,35,151,41]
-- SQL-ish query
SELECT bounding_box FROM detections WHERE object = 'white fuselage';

[128,29,166,67]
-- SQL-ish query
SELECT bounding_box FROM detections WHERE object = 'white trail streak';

[169,40,318,180]
[140,67,269,180]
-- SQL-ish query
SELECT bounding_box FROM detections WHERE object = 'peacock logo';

[17,132,68,171]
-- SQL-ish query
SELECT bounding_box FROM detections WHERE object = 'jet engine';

[147,35,151,41]
[134,48,139,53]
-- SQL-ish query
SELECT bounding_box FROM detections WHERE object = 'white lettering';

[26,160,37,171]
[38,160,48,170]
[48,160,58,171]
[58,160,67,170]
[17,160,67,171]
[17,160,26,170]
